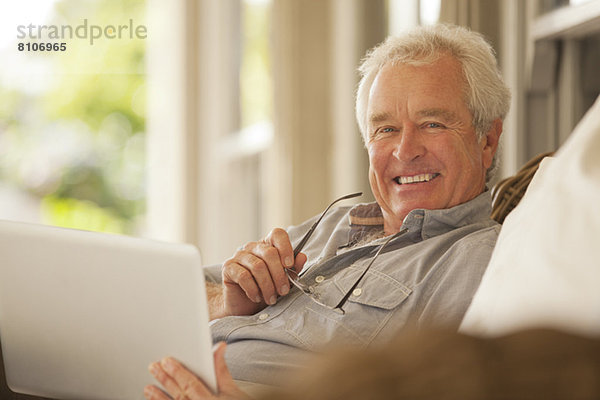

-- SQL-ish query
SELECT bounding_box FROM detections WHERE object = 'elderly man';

[145,23,510,400]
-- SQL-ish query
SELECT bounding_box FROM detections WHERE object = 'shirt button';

[315,275,325,283]
[352,288,362,297]
[258,313,269,321]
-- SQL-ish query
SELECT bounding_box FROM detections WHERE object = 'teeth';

[397,173,438,185]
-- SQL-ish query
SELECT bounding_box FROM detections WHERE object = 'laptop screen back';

[0,220,216,400]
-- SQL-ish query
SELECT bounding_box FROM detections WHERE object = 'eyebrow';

[369,108,459,123]
[368,112,393,125]
[416,108,460,122]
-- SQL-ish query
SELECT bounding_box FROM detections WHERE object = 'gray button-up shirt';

[204,192,499,385]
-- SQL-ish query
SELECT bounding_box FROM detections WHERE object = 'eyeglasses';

[285,192,408,314]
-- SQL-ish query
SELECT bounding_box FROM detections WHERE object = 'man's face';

[366,56,500,234]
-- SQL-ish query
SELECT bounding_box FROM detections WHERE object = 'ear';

[481,119,503,170]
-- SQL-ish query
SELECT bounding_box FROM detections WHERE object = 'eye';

[369,126,397,141]
[376,126,399,135]
[422,122,446,130]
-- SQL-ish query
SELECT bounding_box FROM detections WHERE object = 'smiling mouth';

[393,173,440,185]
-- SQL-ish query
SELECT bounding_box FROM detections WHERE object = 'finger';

[222,260,263,304]
[143,385,170,400]
[265,228,295,268]
[294,252,308,274]
[160,357,214,399]
[213,342,248,398]
[149,361,185,399]
[226,252,278,305]
[245,242,289,298]
[214,342,234,393]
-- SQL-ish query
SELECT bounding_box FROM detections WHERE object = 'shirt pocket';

[284,266,412,349]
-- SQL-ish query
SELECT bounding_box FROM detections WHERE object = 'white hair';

[356,24,511,181]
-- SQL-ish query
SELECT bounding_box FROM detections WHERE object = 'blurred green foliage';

[42,195,127,234]
[0,0,146,234]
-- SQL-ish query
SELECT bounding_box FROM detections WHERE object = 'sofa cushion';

[460,95,600,337]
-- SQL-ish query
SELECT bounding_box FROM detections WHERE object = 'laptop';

[0,219,216,400]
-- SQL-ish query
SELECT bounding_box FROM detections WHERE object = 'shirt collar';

[347,191,493,245]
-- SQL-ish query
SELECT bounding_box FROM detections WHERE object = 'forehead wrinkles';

[366,76,472,123]
[366,58,470,129]
[367,86,409,126]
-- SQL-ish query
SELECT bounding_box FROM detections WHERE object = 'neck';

[383,213,407,236]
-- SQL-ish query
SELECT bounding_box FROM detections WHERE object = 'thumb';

[294,252,307,274]
[213,342,245,398]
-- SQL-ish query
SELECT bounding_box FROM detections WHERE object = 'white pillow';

[460,95,600,337]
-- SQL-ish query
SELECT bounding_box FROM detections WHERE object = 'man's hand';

[144,342,248,400]
[220,228,307,317]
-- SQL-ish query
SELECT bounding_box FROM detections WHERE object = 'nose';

[392,124,426,162]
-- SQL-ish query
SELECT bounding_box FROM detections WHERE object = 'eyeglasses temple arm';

[293,191,362,258]
[334,228,408,313]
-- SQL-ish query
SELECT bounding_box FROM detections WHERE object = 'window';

[388,0,440,35]
[0,0,146,235]
[528,0,600,152]
[420,0,441,25]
